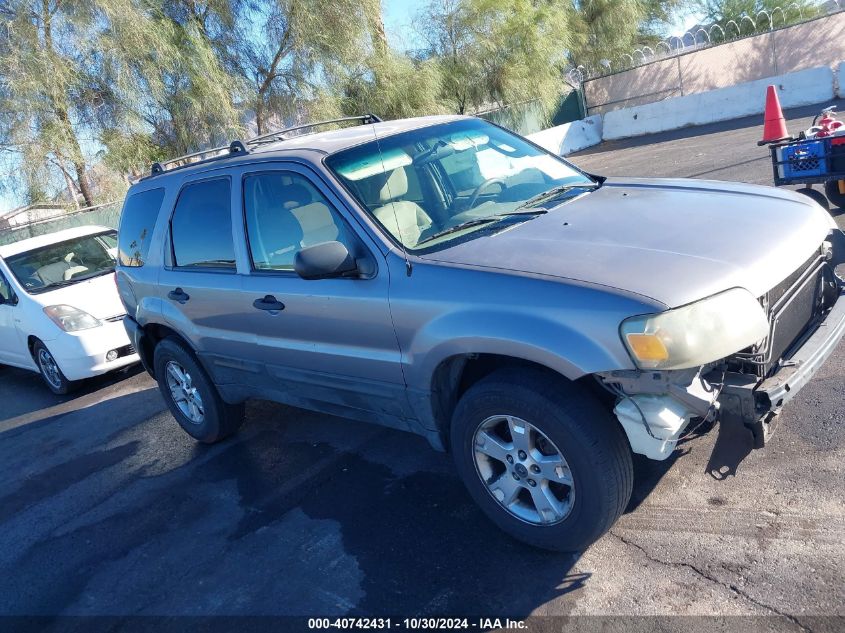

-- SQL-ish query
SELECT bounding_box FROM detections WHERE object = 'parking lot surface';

[1,102,844,626]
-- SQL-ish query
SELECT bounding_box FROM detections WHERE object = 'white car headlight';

[620,288,769,370]
[44,305,102,332]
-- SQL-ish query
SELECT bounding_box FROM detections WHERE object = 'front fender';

[406,310,635,390]
[391,261,664,392]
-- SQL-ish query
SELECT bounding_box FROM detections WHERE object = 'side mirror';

[295,241,359,280]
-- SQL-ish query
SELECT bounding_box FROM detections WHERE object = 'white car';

[0,225,139,393]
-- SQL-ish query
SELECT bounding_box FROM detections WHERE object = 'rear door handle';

[167,288,190,304]
[253,295,285,311]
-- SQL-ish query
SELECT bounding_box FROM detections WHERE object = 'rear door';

[157,175,255,386]
[232,163,412,424]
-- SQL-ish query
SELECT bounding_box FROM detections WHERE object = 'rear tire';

[153,337,244,443]
[450,368,633,552]
[33,340,75,395]
[796,187,829,210]
[825,180,845,209]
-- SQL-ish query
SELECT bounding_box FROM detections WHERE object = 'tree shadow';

[0,391,687,620]
[572,98,845,158]
[0,363,146,424]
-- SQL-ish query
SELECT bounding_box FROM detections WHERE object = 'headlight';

[44,305,102,332]
[620,288,769,370]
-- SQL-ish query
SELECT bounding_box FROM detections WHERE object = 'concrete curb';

[527,115,603,156]
[603,66,835,141]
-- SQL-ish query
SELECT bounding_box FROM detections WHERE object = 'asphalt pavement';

[1,102,844,629]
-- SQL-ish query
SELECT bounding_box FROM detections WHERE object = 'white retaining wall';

[603,66,835,141]
[527,115,603,155]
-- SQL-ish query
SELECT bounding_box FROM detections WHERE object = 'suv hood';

[420,178,835,308]
[27,272,125,320]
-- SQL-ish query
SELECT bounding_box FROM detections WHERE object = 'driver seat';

[370,168,432,247]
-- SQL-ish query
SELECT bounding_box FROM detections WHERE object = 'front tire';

[450,368,633,552]
[33,340,75,395]
[796,187,829,210]
[825,180,845,209]
[153,337,244,443]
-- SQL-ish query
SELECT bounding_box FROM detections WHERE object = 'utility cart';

[770,135,845,210]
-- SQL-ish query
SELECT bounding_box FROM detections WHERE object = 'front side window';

[244,171,353,271]
[118,187,166,267]
[171,178,235,269]
[5,231,118,294]
[326,118,596,251]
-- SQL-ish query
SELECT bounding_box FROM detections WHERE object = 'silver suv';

[117,114,845,551]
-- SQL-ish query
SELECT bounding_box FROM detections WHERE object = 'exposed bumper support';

[719,288,845,447]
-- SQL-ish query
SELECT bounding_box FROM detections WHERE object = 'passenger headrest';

[282,183,312,209]
[378,168,408,203]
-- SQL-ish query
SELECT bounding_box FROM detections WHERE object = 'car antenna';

[369,122,413,277]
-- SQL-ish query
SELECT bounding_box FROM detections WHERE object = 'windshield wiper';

[516,182,600,211]
[417,209,547,246]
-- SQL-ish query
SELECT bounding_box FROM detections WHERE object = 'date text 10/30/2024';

[308,618,527,630]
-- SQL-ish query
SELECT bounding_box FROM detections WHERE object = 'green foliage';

[419,0,571,121]
[567,0,683,68]
[336,52,446,120]
[0,0,825,210]
[695,0,821,41]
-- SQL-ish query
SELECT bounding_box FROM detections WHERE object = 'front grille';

[116,344,135,358]
[104,314,126,323]
[732,247,828,377]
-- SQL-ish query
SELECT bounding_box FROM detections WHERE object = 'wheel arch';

[139,322,197,379]
[426,352,612,452]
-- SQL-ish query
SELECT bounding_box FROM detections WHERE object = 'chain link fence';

[0,202,121,247]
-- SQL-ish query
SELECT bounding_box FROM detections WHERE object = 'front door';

[234,164,411,425]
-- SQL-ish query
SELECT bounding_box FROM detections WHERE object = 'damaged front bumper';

[718,287,845,448]
[600,286,845,460]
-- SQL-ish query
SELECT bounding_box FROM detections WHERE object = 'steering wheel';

[466,178,507,210]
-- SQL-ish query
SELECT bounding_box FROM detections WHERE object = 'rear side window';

[170,178,235,269]
[118,188,166,267]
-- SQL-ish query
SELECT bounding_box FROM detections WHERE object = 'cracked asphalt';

[1,102,844,627]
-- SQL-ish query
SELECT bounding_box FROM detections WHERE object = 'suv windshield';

[6,230,118,294]
[326,118,596,251]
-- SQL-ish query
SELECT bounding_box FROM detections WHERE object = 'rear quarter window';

[118,188,166,267]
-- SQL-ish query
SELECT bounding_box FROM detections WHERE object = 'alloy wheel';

[37,348,62,390]
[165,360,205,424]
[473,414,575,525]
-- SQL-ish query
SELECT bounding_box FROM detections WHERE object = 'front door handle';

[253,295,285,311]
[167,288,190,304]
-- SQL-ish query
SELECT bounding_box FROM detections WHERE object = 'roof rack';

[147,113,382,179]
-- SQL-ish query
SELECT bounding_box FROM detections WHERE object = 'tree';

[419,0,571,118]
[695,0,820,41]
[0,0,244,205]
[234,0,377,135]
[567,0,682,69]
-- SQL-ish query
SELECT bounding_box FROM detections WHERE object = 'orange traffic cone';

[759,85,790,146]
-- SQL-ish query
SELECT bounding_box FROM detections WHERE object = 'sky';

[1,1,703,215]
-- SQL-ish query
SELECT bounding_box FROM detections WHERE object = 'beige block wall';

[774,12,845,74]
[584,12,845,115]
[584,58,680,114]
